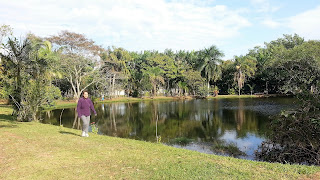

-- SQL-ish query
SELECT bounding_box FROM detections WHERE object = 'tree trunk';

[153,85,156,97]
[166,80,170,96]
[72,108,78,128]
[112,74,115,98]
[32,112,37,122]
[265,81,268,94]
[15,65,22,107]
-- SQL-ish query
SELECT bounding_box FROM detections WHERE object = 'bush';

[197,85,209,98]
[228,88,236,95]
[144,91,151,97]
[256,94,320,165]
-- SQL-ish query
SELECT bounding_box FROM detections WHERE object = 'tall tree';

[147,53,177,94]
[23,36,60,121]
[48,30,102,101]
[0,37,32,107]
[197,45,224,91]
[0,24,13,98]
[233,56,257,95]
[269,40,320,94]
[247,34,305,93]
[182,69,205,96]
[1,34,59,121]
[101,47,131,97]
[216,60,236,94]
[144,67,165,97]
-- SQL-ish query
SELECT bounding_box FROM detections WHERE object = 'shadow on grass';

[0,114,14,122]
[59,131,81,137]
[0,124,18,128]
[0,104,10,107]
[0,114,17,128]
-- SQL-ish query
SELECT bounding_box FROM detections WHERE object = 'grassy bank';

[42,96,183,110]
[1,107,319,179]
[42,94,275,111]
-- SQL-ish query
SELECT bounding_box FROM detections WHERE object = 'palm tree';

[198,45,224,91]
[247,84,256,95]
[0,37,32,107]
[234,65,244,96]
[26,40,59,121]
[233,56,257,95]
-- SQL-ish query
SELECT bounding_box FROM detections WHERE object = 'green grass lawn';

[1,106,319,179]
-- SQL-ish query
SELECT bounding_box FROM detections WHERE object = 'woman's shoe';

[86,133,89,137]
[81,131,86,137]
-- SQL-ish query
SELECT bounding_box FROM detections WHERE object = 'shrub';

[256,94,320,165]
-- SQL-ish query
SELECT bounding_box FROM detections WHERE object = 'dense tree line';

[1,24,320,121]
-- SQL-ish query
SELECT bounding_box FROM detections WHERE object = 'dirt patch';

[300,172,320,180]
[0,99,9,105]
[1,131,23,139]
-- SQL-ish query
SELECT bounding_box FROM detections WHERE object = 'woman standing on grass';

[77,90,97,137]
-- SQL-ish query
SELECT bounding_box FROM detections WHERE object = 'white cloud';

[261,18,280,28]
[0,0,251,53]
[250,0,280,13]
[286,5,320,40]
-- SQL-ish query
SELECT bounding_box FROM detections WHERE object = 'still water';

[41,97,297,160]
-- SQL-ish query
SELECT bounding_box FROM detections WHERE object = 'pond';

[41,97,297,160]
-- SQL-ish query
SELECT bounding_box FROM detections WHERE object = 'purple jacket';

[77,97,97,117]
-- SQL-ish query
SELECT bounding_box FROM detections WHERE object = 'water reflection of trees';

[41,108,77,128]
[42,99,271,144]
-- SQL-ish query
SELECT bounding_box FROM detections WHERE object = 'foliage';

[212,141,246,157]
[0,34,61,121]
[228,88,236,95]
[48,30,102,100]
[197,85,210,98]
[182,69,205,96]
[216,60,236,94]
[197,45,224,89]
[22,79,48,121]
[233,55,257,95]
[267,33,304,50]
[143,66,165,96]
[268,41,320,94]
[256,94,320,165]
[1,37,33,111]
[90,122,98,134]
[101,47,132,98]
[247,84,256,95]
[248,34,307,94]
[0,24,13,45]
[177,81,188,96]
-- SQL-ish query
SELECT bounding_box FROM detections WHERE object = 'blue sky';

[1,0,320,60]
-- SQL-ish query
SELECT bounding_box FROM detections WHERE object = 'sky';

[1,0,320,60]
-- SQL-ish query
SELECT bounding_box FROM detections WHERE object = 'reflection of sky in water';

[220,130,266,160]
[171,131,265,160]
[172,143,215,155]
